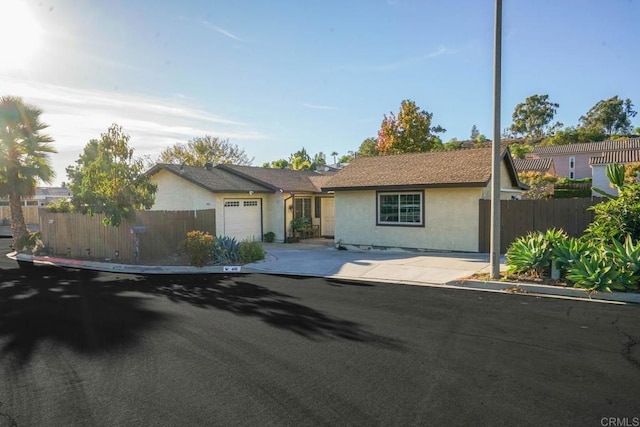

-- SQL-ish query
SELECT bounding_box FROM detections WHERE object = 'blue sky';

[1,0,638,185]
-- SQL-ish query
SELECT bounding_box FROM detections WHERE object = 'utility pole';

[490,0,502,279]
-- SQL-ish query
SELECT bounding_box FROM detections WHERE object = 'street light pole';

[490,0,502,279]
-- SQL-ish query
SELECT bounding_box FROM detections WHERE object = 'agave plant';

[506,229,567,277]
[212,236,240,264]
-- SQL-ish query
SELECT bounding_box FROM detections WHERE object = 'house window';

[569,171,575,179]
[294,197,311,220]
[377,191,423,226]
[569,156,575,169]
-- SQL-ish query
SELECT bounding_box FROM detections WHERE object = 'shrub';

[239,239,266,264]
[212,236,240,264]
[15,231,45,255]
[552,237,590,278]
[181,230,215,267]
[584,183,640,245]
[263,231,275,243]
[46,199,73,213]
[506,229,567,277]
[562,237,640,293]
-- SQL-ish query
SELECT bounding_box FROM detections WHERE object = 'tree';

[633,126,640,135]
[543,126,606,146]
[66,124,157,227]
[444,138,462,151]
[158,135,252,166]
[508,143,533,159]
[330,151,338,164]
[470,125,480,140]
[311,152,326,169]
[580,96,637,136]
[510,94,560,143]
[0,96,56,247]
[357,137,379,157]
[376,99,445,155]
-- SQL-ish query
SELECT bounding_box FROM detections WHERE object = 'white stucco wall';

[150,170,217,211]
[334,187,484,252]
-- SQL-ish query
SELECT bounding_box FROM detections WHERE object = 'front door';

[320,197,335,237]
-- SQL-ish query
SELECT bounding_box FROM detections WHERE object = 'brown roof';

[323,148,522,191]
[218,164,333,193]
[147,164,274,193]
[147,163,334,194]
[589,149,640,165]
[513,157,554,173]
[532,138,640,155]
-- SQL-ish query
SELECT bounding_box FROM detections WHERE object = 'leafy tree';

[633,126,640,135]
[444,138,462,151]
[158,135,252,166]
[66,124,157,227]
[508,143,533,159]
[376,99,445,155]
[543,126,606,146]
[518,171,557,199]
[470,125,480,140]
[311,152,326,169]
[510,94,560,142]
[262,159,289,169]
[357,137,379,157]
[0,96,56,247]
[338,153,354,163]
[580,96,637,136]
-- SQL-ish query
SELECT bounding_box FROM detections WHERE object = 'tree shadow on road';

[0,266,166,368]
[0,266,404,369]
[135,274,404,350]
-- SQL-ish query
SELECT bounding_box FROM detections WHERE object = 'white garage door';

[223,199,262,241]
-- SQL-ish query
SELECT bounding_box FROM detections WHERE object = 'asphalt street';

[1,238,639,426]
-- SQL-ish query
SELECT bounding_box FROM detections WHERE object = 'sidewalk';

[7,240,640,305]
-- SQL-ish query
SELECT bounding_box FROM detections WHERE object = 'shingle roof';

[147,164,274,193]
[532,138,640,155]
[589,149,640,165]
[513,157,554,173]
[147,163,334,194]
[218,164,331,193]
[322,148,521,190]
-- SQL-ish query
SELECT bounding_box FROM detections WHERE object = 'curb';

[6,252,243,275]
[449,279,640,305]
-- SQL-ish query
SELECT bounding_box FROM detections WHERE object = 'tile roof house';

[527,138,640,179]
[589,149,640,196]
[322,148,526,252]
[512,157,556,176]
[146,163,335,242]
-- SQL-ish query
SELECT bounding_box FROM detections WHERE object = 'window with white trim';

[377,191,423,226]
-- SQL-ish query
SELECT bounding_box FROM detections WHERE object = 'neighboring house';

[146,163,335,242]
[527,138,640,179]
[589,149,640,196]
[512,157,556,176]
[322,148,526,253]
[0,187,71,235]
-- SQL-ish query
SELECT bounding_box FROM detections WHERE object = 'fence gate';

[478,198,600,253]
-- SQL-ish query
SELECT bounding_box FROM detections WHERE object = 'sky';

[1,0,639,186]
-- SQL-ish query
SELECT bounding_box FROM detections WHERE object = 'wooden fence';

[478,198,602,253]
[39,209,216,263]
[0,206,39,225]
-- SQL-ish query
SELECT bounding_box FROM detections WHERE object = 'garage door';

[223,199,262,241]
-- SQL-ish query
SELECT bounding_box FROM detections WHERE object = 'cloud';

[1,75,270,183]
[332,46,450,73]
[302,103,338,110]
[199,20,242,41]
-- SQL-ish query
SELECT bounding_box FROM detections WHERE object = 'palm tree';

[0,96,56,247]
[330,151,338,164]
